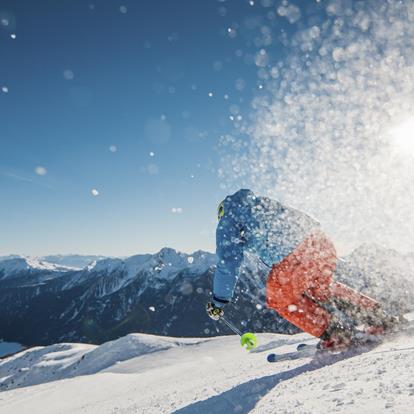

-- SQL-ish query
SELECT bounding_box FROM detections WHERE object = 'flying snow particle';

[149,306,155,312]
[187,256,194,264]
[91,188,99,196]
[1,86,9,93]
[147,164,159,175]
[10,33,16,39]
[171,207,183,214]
[167,32,179,43]
[109,145,117,153]
[288,304,298,312]
[120,5,127,14]
[208,92,214,97]
[213,61,223,72]
[1,18,9,26]
[229,104,240,115]
[227,27,237,38]
[235,78,246,91]
[63,70,74,80]
[149,151,155,157]
[256,304,263,310]
[224,94,229,100]
[255,49,269,67]
[249,0,255,5]
[218,7,227,17]
[34,166,47,176]
[277,4,301,24]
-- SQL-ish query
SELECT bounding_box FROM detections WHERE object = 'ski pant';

[266,231,380,338]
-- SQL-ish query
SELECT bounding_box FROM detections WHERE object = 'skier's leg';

[266,231,357,348]
[266,230,337,338]
[289,231,337,303]
[266,266,331,337]
[331,282,379,311]
[330,282,401,334]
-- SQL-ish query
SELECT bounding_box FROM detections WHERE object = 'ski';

[267,343,317,362]
[267,321,414,363]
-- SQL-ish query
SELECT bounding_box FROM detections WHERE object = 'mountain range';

[0,244,413,348]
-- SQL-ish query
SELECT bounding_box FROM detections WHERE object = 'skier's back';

[208,189,395,350]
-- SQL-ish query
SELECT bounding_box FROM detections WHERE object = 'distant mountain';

[0,255,21,262]
[41,255,109,270]
[0,254,108,271]
[0,247,290,347]
[0,257,75,284]
[0,244,413,348]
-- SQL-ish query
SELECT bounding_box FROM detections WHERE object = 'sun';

[389,118,414,154]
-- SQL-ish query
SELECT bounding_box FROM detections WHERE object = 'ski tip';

[267,353,277,363]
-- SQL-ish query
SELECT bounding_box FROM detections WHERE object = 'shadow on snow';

[171,347,373,414]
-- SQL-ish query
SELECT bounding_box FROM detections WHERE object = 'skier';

[206,189,397,350]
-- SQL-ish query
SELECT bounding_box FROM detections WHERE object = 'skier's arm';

[212,214,245,307]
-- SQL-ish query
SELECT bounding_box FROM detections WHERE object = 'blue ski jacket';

[212,189,320,307]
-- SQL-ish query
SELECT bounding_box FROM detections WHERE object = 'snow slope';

[0,319,413,413]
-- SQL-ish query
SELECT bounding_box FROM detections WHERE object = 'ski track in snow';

[0,321,413,414]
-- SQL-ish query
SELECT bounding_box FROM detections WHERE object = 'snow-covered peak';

[0,257,73,279]
[88,248,214,278]
[90,257,125,273]
[0,254,21,262]
[80,248,215,297]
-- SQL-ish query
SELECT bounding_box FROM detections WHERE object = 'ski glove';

[206,302,224,321]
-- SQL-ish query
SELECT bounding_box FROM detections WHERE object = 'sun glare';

[390,118,414,153]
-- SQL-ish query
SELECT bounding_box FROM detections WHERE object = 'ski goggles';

[217,201,225,220]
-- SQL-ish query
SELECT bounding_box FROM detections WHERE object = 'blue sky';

[3,1,413,258]
[0,0,341,257]
[0,0,268,256]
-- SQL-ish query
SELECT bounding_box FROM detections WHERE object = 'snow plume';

[219,0,414,255]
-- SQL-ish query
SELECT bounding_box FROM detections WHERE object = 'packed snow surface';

[0,316,413,413]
